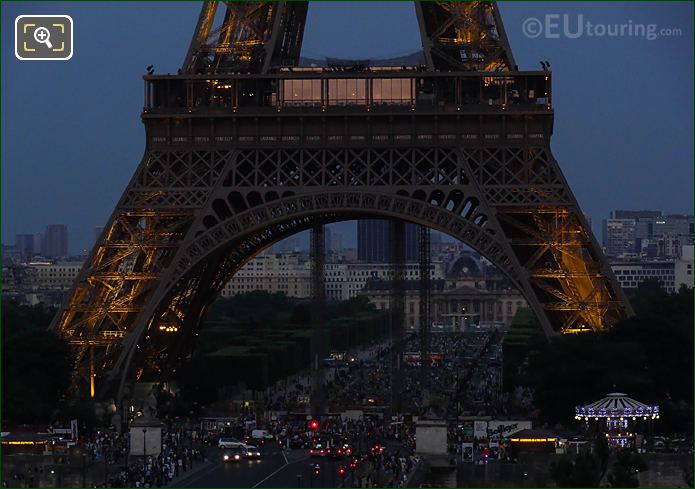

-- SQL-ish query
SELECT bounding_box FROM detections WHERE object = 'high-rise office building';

[324,226,333,253]
[41,224,69,258]
[603,210,694,259]
[277,236,299,253]
[34,233,44,257]
[15,234,35,262]
[603,218,638,257]
[357,219,419,262]
[330,232,344,253]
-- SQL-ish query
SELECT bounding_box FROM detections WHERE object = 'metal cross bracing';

[183,2,308,74]
[416,2,516,72]
[51,1,632,400]
[183,1,515,74]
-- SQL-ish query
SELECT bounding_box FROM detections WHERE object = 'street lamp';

[142,428,148,465]
[104,446,109,486]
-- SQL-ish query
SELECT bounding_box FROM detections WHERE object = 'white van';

[251,429,273,440]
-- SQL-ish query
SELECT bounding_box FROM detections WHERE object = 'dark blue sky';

[2,2,693,253]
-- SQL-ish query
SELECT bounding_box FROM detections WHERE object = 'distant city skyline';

[9,207,694,259]
[2,2,693,253]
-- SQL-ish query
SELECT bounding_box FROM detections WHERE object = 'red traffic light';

[309,419,319,430]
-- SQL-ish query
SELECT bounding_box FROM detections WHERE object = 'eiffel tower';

[51,1,632,401]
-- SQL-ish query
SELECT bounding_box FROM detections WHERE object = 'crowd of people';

[3,330,507,488]
[212,330,504,427]
[109,439,202,488]
[1,420,209,488]
[318,331,501,418]
[250,330,506,455]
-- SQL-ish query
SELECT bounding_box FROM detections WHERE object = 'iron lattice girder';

[68,338,122,347]
[185,1,513,74]
[418,225,431,390]
[417,1,516,71]
[496,207,625,333]
[543,302,624,312]
[52,206,194,391]
[310,224,326,417]
[52,135,631,397]
[183,1,308,74]
[51,0,631,398]
[531,270,601,279]
[390,220,406,413]
[71,306,143,313]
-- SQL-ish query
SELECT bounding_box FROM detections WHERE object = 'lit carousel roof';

[575,392,659,420]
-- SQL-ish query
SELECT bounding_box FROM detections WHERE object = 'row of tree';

[2,292,390,425]
[505,280,693,435]
[1,301,73,424]
[550,438,649,487]
[176,291,390,404]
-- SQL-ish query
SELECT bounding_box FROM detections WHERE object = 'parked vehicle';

[251,429,274,440]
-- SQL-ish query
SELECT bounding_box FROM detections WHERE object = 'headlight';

[224,455,229,461]
[234,454,240,460]
[256,452,261,456]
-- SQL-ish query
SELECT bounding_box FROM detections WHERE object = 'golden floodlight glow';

[510,438,557,443]
[2,441,48,445]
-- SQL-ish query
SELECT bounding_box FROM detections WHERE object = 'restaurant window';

[372,78,411,105]
[328,78,366,105]
[283,79,322,105]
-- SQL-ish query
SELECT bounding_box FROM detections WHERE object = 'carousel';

[575,392,659,449]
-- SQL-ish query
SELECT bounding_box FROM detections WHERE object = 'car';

[310,442,327,457]
[370,443,385,455]
[218,437,245,449]
[243,445,262,459]
[289,436,309,449]
[223,448,244,463]
[327,442,352,459]
[342,443,353,456]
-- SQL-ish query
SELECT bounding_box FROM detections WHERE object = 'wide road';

[174,444,350,488]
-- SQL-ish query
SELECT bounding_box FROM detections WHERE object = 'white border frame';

[15,14,73,61]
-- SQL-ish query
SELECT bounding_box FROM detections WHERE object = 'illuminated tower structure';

[52,1,632,400]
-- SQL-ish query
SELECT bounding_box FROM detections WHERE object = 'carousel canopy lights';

[575,392,659,420]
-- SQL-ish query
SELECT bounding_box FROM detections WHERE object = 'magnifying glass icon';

[33,26,53,49]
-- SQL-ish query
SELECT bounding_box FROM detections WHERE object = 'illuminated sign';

[510,438,556,443]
